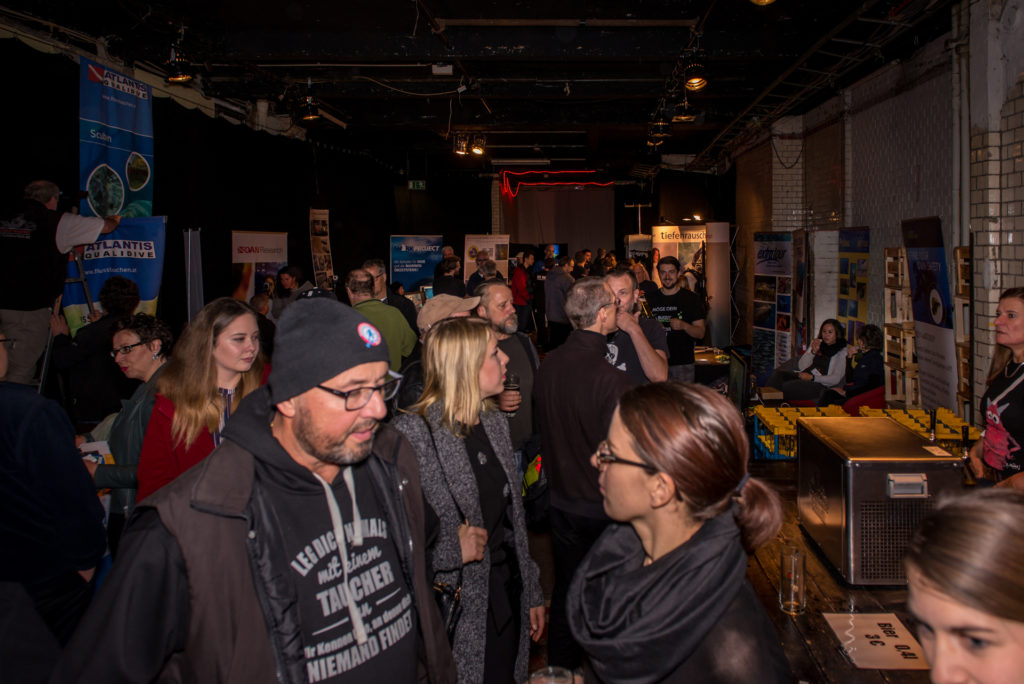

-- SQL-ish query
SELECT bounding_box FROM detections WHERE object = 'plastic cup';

[779,545,806,615]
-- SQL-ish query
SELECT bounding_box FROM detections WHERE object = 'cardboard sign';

[823,613,929,670]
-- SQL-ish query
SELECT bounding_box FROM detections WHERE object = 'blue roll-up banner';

[902,217,957,410]
[79,58,154,219]
[62,216,166,336]
[390,235,443,292]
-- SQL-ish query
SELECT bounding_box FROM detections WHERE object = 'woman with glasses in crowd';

[568,382,790,683]
[136,298,264,501]
[905,488,1024,683]
[393,317,544,684]
[82,314,172,553]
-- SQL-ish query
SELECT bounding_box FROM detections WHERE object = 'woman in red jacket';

[136,298,265,501]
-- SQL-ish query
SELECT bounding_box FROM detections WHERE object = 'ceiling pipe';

[414,0,494,116]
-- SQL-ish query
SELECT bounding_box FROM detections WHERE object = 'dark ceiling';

[3,0,952,175]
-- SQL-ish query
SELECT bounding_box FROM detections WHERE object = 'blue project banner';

[79,58,154,219]
[62,216,166,336]
[390,235,443,291]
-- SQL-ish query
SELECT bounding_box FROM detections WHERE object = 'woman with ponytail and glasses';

[568,383,790,683]
[136,298,265,501]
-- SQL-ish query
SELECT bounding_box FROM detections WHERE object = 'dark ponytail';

[618,382,783,554]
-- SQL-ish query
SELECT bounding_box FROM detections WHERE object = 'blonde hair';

[157,298,264,448]
[409,317,494,436]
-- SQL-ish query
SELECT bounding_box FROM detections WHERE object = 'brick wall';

[848,52,954,324]
[734,142,772,344]
[771,116,805,233]
[971,75,1024,410]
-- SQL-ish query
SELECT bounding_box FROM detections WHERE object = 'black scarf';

[811,339,844,375]
[567,513,748,684]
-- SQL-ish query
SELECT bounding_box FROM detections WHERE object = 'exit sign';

[407,180,426,190]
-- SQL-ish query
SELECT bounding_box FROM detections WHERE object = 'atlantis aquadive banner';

[79,58,155,219]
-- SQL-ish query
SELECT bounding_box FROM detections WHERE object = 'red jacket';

[136,394,215,502]
[511,265,530,306]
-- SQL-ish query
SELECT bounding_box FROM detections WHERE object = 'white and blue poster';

[902,217,957,410]
[79,58,154,219]
[390,235,443,292]
[753,232,794,379]
[63,216,166,335]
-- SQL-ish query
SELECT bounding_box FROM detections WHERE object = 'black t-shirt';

[269,462,418,683]
[646,288,706,366]
[497,334,536,452]
[0,201,64,310]
[982,362,1024,477]
[606,317,669,384]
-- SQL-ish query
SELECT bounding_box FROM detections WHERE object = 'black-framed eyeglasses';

[110,341,145,358]
[0,338,16,349]
[316,370,403,410]
[593,440,656,472]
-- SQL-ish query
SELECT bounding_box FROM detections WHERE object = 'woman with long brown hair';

[968,287,1024,489]
[568,382,789,683]
[136,298,264,501]
[905,489,1024,683]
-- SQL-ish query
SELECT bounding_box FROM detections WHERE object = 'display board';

[62,216,166,336]
[309,209,335,290]
[837,228,870,342]
[390,235,443,291]
[752,232,794,380]
[902,217,957,410]
[78,58,154,219]
[231,231,287,302]
[463,234,511,282]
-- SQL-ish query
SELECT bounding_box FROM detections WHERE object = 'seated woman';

[136,298,264,501]
[50,276,141,424]
[766,318,847,402]
[393,317,544,684]
[817,324,884,407]
[569,383,790,683]
[905,489,1024,681]
[85,314,172,553]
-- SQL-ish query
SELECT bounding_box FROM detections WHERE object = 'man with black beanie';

[55,298,457,684]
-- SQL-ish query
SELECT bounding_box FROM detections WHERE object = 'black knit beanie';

[268,298,391,404]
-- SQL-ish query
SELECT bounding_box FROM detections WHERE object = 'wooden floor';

[748,460,930,684]
[527,460,932,682]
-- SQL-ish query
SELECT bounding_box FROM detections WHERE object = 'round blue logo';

[357,322,382,348]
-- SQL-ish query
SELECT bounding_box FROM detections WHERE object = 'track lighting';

[471,134,486,155]
[301,78,320,121]
[165,26,193,84]
[684,52,708,92]
[453,132,469,155]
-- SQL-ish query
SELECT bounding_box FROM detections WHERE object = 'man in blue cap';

[55,298,456,684]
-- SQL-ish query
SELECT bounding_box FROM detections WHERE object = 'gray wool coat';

[392,404,543,684]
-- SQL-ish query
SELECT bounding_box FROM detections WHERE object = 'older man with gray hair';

[532,277,634,671]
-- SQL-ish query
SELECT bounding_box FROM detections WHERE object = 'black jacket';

[533,329,634,518]
[53,386,457,684]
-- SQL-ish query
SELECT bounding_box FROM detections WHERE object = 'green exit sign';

[407,180,426,190]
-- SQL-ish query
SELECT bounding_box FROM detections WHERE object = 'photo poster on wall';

[791,229,809,359]
[390,235,443,293]
[79,58,154,219]
[652,225,706,292]
[902,217,957,410]
[836,228,870,343]
[464,234,511,283]
[309,209,335,290]
[62,216,166,337]
[752,232,794,380]
[230,231,287,302]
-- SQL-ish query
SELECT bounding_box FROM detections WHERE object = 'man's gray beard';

[497,317,518,335]
[293,409,377,466]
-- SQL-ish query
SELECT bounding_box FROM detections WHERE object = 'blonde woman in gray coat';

[393,317,545,684]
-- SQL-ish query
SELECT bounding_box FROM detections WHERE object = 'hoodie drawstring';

[313,467,368,644]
